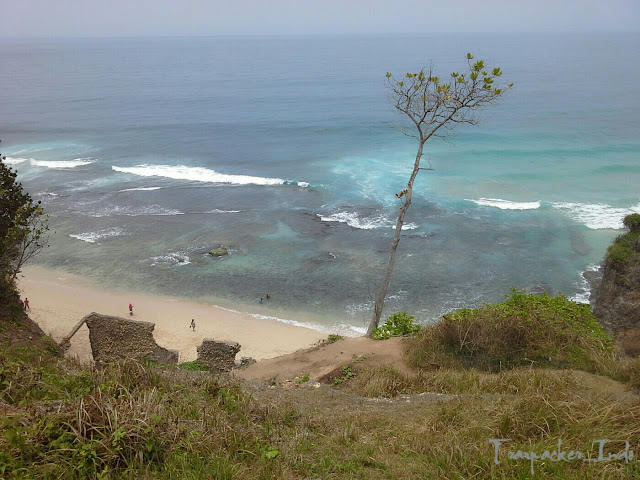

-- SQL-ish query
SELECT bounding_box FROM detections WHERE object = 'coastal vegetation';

[0,141,49,321]
[2,289,640,478]
[370,311,420,340]
[369,55,513,335]
[605,214,640,270]
[2,142,639,478]
[405,290,614,373]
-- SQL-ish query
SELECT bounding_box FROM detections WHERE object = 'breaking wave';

[112,164,307,187]
[3,156,31,165]
[69,227,127,244]
[317,211,418,230]
[468,198,541,210]
[117,187,163,192]
[551,202,640,230]
[31,158,95,168]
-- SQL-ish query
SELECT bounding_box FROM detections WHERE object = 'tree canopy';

[0,141,49,310]
[368,55,512,335]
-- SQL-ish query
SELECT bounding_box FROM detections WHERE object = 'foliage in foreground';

[371,311,421,340]
[405,290,615,373]
[605,213,640,270]
[1,307,640,479]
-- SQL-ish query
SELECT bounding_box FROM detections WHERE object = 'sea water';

[1,33,639,335]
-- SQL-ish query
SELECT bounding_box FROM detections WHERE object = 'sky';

[0,0,638,37]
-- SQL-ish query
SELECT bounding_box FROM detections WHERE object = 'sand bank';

[17,266,326,363]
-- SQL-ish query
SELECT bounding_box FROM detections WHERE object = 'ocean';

[2,33,639,335]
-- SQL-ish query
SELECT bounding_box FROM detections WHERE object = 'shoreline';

[18,266,328,363]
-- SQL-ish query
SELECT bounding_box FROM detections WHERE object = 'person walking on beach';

[24,298,30,310]
[190,319,196,331]
[129,303,133,316]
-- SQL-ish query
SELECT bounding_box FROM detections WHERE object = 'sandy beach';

[17,266,326,363]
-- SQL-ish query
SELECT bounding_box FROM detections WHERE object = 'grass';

[1,295,640,478]
[405,290,616,374]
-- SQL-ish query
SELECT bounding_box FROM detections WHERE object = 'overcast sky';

[1,0,638,38]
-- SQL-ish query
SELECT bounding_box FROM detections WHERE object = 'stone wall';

[84,313,178,365]
[197,339,241,372]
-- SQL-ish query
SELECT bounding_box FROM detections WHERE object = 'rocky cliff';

[592,214,640,355]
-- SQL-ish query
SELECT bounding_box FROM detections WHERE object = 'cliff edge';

[592,214,640,355]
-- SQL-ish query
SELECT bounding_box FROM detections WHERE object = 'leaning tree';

[367,54,512,336]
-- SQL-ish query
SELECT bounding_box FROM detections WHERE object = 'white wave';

[90,205,184,217]
[211,304,364,337]
[570,264,601,304]
[189,209,244,214]
[317,211,418,230]
[69,227,127,244]
[551,202,640,230]
[468,198,541,210]
[112,164,305,187]
[31,157,94,169]
[3,156,31,165]
[118,187,163,192]
[150,251,191,267]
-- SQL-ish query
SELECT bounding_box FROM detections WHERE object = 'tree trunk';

[367,139,425,336]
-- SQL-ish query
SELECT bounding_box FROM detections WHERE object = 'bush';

[371,312,421,340]
[405,290,614,373]
[605,231,640,268]
[327,334,344,343]
[623,213,640,233]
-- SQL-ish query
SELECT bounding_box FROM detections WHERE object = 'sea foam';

[317,211,418,230]
[112,164,307,187]
[69,227,127,244]
[117,187,163,192]
[31,158,94,169]
[3,157,31,165]
[469,198,541,210]
[551,202,640,230]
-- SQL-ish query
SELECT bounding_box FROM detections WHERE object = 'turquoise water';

[1,34,639,334]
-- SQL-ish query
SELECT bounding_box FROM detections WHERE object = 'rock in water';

[209,246,228,257]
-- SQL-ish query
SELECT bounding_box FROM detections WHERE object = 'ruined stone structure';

[84,313,178,365]
[197,339,241,372]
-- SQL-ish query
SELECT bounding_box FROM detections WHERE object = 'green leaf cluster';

[605,214,640,270]
[371,312,421,340]
[0,142,50,283]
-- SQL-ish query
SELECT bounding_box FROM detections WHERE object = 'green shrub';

[371,312,421,340]
[405,290,614,373]
[623,213,640,233]
[327,334,344,343]
[177,361,209,371]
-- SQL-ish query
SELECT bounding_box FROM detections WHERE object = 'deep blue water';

[2,34,639,334]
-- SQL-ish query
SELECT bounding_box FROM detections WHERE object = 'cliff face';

[592,222,640,356]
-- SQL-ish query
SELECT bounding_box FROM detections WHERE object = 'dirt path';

[235,336,409,384]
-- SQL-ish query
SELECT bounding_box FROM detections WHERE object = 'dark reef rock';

[209,246,229,257]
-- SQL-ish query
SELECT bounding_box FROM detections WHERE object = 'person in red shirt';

[129,303,133,315]
[24,298,30,310]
